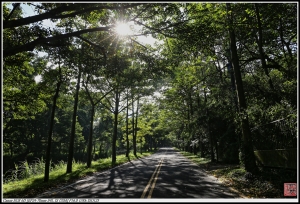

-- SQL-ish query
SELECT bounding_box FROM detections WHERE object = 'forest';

[2,2,297,187]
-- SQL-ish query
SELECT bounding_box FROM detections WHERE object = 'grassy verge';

[177,149,297,198]
[3,151,154,198]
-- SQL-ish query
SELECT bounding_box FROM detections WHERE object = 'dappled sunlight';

[36,148,239,198]
[3,2,296,200]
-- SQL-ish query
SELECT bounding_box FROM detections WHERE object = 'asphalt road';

[36,147,241,199]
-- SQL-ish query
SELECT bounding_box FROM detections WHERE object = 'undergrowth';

[178,149,297,198]
[3,151,154,198]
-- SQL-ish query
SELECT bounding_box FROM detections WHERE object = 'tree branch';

[129,4,153,22]
[6,3,21,21]
[101,94,114,113]
[133,20,177,38]
[129,38,149,50]
[4,27,111,57]
[3,3,144,29]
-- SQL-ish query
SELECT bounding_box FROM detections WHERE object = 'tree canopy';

[3,2,297,178]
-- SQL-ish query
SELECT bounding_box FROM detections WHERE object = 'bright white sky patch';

[115,22,132,36]
[34,75,42,83]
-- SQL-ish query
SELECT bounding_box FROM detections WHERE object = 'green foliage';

[211,166,296,198]
[2,2,297,195]
[159,2,296,165]
[4,157,46,183]
[3,151,154,198]
[181,146,296,198]
[179,150,210,165]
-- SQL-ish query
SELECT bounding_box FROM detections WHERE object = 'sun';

[115,22,132,36]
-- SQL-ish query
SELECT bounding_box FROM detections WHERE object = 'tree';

[82,75,112,167]
[44,48,64,182]
[3,3,146,57]
[3,2,296,180]
[66,43,84,173]
[79,32,112,167]
[99,53,132,166]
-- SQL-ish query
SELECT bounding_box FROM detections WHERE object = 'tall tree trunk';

[134,95,140,156]
[112,89,119,166]
[254,4,276,94]
[132,94,136,156]
[126,89,129,157]
[227,3,258,174]
[196,87,205,158]
[84,84,111,166]
[93,140,96,159]
[44,59,62,182]
[215,138,219,162]
[186,96,191,153]
[87,104,95,168]
[227,62,239,112]
[140,138,142,154]
[204,87,214,162]
[10,141,13,159]
[278,18,289,67]
[150,134,152,151]
[188,88,196,155]
[99,144,102,158]
[66,65,82,173]
[58,141,61,155]
[200,140,205,157]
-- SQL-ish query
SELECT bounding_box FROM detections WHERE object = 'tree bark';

[44,57,62,182]
[132,94,137,156]
[112,89,120,166]
[44,80,61,182]
[99,144,102,158]
[5,3,21,21]
[150,134,152,151]
[196,87,205,158]
[87,104,95,168]
[227,3,258,174]
[254,4,276,93]
[66,52,82,173]
[204,87,214,162]
[134,95,140,156]
[125,89,130,157]
[84,82,112,167]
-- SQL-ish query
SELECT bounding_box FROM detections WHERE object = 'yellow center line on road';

[141,158,164,199]
[141,148,168,199]
[147,157,164,198]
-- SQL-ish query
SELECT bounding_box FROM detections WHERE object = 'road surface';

[37,147,241,199]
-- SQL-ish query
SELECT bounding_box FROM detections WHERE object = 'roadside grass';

[177,149,297,198]
[179,151,210,165]
[3,151,154,198]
